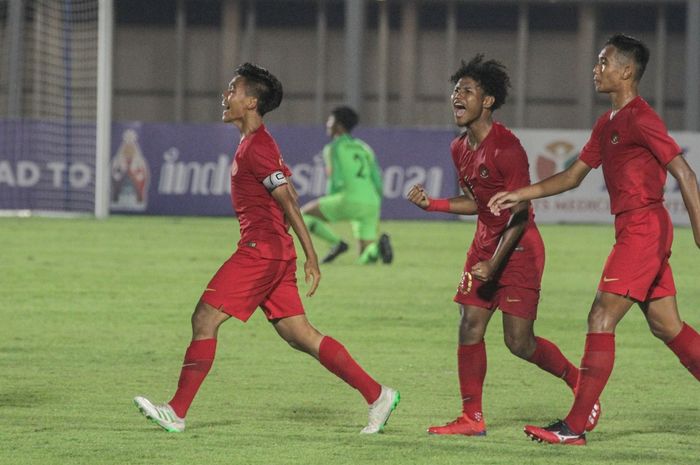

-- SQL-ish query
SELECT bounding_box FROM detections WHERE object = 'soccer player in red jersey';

[134,63,399,434]
[489,34,700,446]
[407,54,599,437]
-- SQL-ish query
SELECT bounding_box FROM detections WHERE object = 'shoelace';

[544,419,565,430]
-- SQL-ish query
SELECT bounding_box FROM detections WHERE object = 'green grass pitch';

[1,216,698,465]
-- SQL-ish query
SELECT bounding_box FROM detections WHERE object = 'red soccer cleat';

[427,414,486,436]
[524,420,586,446]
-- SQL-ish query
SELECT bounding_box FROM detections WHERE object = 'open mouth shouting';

[453,101,467,119]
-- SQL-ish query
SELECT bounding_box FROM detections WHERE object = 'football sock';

[565,333,615,434]
[168,338,217,418]
[303,214,341,245]
[666,322,700,381]
[358,243,379,264]
[318,336,382,404]
[527,336,579,389]
[458,341,487,422]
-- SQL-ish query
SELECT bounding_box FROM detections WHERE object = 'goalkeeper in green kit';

[301,106,393,265]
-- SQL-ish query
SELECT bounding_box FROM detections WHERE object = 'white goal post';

[0,0,112,218]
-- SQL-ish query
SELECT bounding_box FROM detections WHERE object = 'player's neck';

[609,87,638,112]
[466,118,493,149]
[237,112,264,139]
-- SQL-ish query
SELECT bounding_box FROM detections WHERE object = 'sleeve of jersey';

[366,147,383,196]
[634,109,682,166]
[328,144,344,193]
[497,145,532,191]
[579,118,604,169]
[250,141,290,192]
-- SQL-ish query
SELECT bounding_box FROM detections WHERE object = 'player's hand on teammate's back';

[471,259,496,282]
[304,258,321,297]
[407,184,430,209]
[488,191,519,216]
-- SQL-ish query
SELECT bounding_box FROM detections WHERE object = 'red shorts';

[453,252,541,320]
[200,246,305,322]
[600,204,676,302]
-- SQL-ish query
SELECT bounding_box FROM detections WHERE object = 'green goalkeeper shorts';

[318,193,380,241]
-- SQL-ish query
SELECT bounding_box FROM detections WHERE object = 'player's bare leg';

[642,296,700,380]
[273,314,399,433]
[272,314,324,358]
[458,305,493,345]
[586,291,635,333]
[501,313,537,359]
[640,295,683,342]
[191,300,232,339]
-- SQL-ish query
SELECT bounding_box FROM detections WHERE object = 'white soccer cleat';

[360,386,400,434]
[133,396,185,433]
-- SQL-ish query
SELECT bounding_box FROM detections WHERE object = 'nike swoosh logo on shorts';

[602,277,619,282]
[505,297,521,303]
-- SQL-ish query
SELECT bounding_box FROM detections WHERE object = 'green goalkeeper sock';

[358,242,379,264]
[303,214,341,244]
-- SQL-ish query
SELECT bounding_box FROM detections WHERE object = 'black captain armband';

[262,171,288,192]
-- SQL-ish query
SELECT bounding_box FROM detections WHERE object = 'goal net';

[0,0,100,215]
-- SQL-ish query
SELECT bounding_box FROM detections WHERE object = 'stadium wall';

[3,122,698,224]
[112,23,690,130]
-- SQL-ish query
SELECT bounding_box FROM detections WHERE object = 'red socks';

[169,338,217,418]
[528,337,579,389]
[318,336,382,404]
[666,322,700,381]
[565,333,615,434]
[458,341,487,422]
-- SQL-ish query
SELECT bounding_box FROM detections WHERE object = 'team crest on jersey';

[479,164,489,178]
[231,159,238,176]
[610,131,620,144]
[458,271,473,295]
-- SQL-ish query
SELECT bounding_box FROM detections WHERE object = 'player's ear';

[246,95,258,111]
[621,63,635,81]
[483,95,495,110]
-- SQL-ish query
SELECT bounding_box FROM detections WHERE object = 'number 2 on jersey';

[353,153,367,178]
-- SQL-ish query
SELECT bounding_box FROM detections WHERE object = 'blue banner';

[108,122,459,219]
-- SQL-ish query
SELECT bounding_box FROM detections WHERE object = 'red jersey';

[230,124,295,260]
[579,96,681,215]
[451,122,544,289]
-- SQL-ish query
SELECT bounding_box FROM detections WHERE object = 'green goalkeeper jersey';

[323,134,383,202]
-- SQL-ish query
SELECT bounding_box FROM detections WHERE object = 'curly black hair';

[234,63,284,116]
[605,34,650,81]
[450,54,510,111]
[330,106,359,132]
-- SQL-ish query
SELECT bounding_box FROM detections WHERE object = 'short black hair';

[450,54,510,111]
[605,34,650,81]
[331,106,359,132]
[234,63,283,116]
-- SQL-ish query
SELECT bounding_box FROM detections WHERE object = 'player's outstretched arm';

[271,181,321,296]
[488,159,592,215]
[667,154,700,248]
[406,184,477,215]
